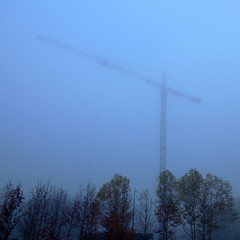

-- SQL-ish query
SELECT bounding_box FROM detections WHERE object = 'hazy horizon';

[1,1,240,197]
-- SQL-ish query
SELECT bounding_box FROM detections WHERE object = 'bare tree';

[136,189,154,240]
[73,182,100,240]
[19,180,74,240]
[0,182,24,240]
[18,180,55,240]
[43,188,69,239]
[64,197,78,240]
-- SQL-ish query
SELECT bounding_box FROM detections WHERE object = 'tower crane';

[37,35,201,173]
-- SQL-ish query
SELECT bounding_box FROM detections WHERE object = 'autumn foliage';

[0,170,238,240]
[97,174,134,240]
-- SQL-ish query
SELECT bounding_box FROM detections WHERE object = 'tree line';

[0,169,239,240]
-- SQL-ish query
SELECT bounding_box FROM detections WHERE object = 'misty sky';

[1,1,240,196]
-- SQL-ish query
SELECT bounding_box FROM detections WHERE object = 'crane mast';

[37,35,201,173]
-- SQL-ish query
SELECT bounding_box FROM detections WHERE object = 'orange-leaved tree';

[97,174,134,240]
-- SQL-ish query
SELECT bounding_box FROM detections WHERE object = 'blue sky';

[1,0,240,195]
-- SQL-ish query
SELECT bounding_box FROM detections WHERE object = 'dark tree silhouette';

[155,170,180,240]
[73,182,100,240]
[42,188,69,239]
[0,182,24,240]
[178,169,203,240]
[136,189,154,240]
[97,174,134,240]
[19,181,55,240]
[198,173,238,240]
[0,169,237,240]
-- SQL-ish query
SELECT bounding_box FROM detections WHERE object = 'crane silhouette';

[37,35,201,173]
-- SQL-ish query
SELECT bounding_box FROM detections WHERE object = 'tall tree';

[0,182,24,240]
[212,197,240,240]
[97,174,133,240]
[19,180,55,240]
[155,170,180,240]
[198,173,238,240]
[73,182,100,240]
[178,169,203,240]
[136,189,154,240]
[42,188,69,240]
[64,197,79,240]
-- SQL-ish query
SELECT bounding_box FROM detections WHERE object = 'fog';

[1,1,240,196]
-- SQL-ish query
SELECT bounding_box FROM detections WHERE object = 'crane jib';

[37,34,201,173]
